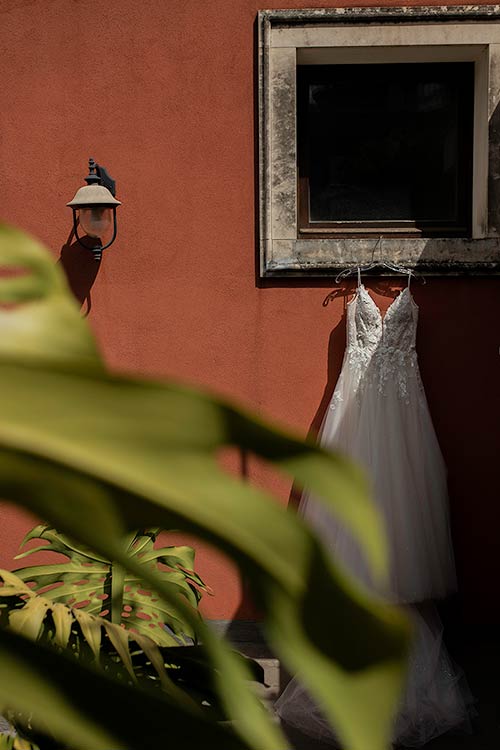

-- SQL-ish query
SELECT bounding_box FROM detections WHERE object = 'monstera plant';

[12,525,208,644]
[0,224,411,750]
[1,525,215,748]
[0,569,199,694]
[0,567,245,750]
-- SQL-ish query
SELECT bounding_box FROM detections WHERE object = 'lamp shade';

[78,207,113,238]
[67,184,121,208]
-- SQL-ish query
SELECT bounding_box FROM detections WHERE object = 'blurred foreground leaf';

[0,225,411,750]
[0,627,249,750]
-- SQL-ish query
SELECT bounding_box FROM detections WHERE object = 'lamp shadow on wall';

[57,229,100,316]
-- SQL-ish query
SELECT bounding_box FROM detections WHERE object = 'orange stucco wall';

[1,0,499,622]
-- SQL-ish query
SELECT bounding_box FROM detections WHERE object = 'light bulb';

[78,207,112,238]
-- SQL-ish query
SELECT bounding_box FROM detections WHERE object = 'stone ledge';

[208,620,281,701]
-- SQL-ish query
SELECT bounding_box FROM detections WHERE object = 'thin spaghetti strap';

[346,266,362,307]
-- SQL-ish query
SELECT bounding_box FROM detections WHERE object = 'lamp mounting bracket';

[84,157,117,197]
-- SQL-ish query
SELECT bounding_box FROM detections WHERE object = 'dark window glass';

[297,63,474,236]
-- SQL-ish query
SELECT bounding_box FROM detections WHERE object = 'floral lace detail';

[341,286,421,404]
[373,345,418,403]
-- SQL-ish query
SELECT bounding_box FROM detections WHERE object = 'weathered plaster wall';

[0,0,499,622]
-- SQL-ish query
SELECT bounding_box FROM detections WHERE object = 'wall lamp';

[67,157,121,261]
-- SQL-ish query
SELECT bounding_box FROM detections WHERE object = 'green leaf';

[16,525,108,564]
[0,571,33,598]
[0,225,411,750]
[101,621,136,682]
[0,734,38,750]
[50,603,73,650]
[0,224,100,367]
[9,599,49,642]
[72,609,101,662]
[110,563,125,626]
[141,544,196,568]
[0,571,230,722]
[0,627,250,750]
[13,525,206,642]
[139,546,209,591]
[0,444,409,750]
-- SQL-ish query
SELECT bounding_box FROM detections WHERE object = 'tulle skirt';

[275,604,475,748]
[283,348,473,745]
[300,361,457,603]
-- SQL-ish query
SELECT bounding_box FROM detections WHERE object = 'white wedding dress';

[275,277,474,747]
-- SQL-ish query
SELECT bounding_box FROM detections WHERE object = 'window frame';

[258,6,500,276]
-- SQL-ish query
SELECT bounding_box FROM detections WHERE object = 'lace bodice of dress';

[344,284,420,402]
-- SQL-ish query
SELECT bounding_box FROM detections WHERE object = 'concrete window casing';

[258,5,500,276]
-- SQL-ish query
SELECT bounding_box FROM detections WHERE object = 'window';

[258,6,500,276]
[297,63,474,238]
